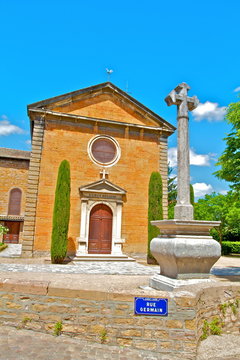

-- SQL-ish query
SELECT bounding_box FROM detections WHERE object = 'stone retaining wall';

[0,279,239,359]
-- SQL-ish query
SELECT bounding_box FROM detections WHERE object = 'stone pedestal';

[149,220,221,290]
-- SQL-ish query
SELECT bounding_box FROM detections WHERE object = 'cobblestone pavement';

[211,267,240,276]
[0,326,176,360]
[0,261,239,276]
[0,262,158,275]
[0,244,22,257]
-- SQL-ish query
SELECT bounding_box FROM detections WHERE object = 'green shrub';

[221,241,240,255]
[200,317,223,340]
[148,172,163,262]
[53,321,63,336]
[0,243,8,252]
[51,160,71,264]
[0,224,9,235]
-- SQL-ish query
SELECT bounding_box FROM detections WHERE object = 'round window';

[88,136,120,167]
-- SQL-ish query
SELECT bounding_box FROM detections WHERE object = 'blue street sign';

[134,297,168,316]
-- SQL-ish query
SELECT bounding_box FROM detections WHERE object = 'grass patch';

[0,243,8,252]
[201,317,223,340]
[53,321,63,336]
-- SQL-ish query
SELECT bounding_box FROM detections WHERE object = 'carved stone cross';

[165,83,199,220]
[100,168,109,180]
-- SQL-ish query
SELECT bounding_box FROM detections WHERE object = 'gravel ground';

[0,326,180,360]
[0,326,239,360]
[197,334,240,360]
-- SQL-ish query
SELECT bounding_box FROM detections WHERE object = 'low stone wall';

[0,279,239,360]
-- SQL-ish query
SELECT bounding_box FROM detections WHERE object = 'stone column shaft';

[165,83,199,221]
[174,114,193,220]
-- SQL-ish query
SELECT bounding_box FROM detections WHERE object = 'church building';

[0,82,175,258]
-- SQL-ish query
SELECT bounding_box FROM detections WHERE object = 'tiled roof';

[0,148,31,160]
[0,214,24,221]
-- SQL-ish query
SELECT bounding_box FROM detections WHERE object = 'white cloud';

[0,115,24,136]
[234,86,240,92]
[193,183,213,198]
[192,101,226,122]
[168,147,178,167]
[168,147,210,167]
[25,139,32,148]
[190,149,210,166]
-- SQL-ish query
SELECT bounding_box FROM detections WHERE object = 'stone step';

[71,254,136,262]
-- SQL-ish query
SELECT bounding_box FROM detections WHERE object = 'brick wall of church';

[33,119,163,254]
[0,158,29,216]
[0,158,29,243]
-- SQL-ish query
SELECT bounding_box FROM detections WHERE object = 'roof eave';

[27,82,176,132]
[28,108,176,134]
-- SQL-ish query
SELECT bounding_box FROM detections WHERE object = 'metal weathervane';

[106,68,113,81]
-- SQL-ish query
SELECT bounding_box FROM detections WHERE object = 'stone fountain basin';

[150,219,221,279]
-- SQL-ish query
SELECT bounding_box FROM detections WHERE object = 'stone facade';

[1,82,175,256]
[0,149,30,243]
[21,117,45,256]
[0,278,239,359]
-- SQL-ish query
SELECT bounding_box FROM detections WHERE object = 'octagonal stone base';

[150,274,214,292]
[150,220,221,283]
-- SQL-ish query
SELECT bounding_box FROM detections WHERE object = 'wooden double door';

[3,221,20,243]
[88,204,112,254]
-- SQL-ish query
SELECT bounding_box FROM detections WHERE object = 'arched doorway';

[88,204,112,254]
[8,188,22,215]
[3,188,22,243]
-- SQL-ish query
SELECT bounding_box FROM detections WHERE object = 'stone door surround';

[77,178,126,256]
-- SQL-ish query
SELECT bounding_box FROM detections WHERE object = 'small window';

[8,188,22,215]
[88,136,120,167]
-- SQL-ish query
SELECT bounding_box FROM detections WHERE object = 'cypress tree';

[148,172,163,263]
[190,184,195,205]
[51,160,71,264]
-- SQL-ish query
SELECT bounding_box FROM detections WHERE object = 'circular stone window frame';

[88,135,121,168]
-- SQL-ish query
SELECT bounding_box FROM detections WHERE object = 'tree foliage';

[51,160,71,264]
[194,191,240,244]
[148,172,163,261]
[168,166,177,219]
[214,100,240,191]
[0,224,9,236]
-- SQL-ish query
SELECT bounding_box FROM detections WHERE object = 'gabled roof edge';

[27,82,176,131]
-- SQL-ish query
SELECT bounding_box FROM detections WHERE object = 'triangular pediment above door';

[79,178,126,195]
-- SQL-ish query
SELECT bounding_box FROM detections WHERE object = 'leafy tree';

[194,191,240,244]
[214,100,240,191]
[148,172,163,263]
[51,160,71,264]
[168,166,177,205]
[168,166,177,219]
[0,224,8,236]
[0,224,8,245]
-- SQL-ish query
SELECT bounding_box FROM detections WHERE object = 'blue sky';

[0,0,239,198]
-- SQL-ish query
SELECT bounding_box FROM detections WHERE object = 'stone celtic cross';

[165,83,199,220]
